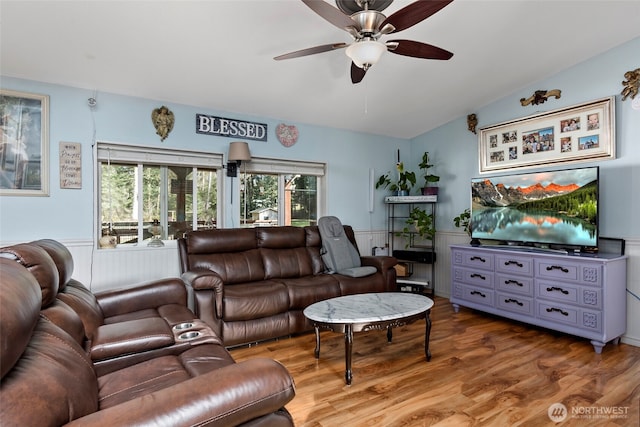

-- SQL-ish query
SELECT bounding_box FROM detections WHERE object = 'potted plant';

[399,207,435,246]
[453,208,471,235]
[375,162,416,196]
[418,152,440,196]
[453,208,480,245]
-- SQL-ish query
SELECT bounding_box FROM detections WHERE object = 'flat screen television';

[470,166,599,251]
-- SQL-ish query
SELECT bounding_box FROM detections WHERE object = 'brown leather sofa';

[178,225,397,347]
[0,240,295,426]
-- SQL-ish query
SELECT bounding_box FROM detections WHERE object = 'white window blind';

[242,157,325,176]
[96,142,223,168]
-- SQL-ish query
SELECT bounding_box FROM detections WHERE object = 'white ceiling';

[2,0,639,139]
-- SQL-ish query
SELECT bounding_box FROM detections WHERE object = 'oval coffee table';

[303,292,434,385]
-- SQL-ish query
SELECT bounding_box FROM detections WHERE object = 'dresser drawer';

[496,254,533,276]
[536,301,602,333]
[496,273,534,296]
[536,280,602,309]
[535,259,602,286]
[496,292,534,317]
[452,249,494,271]
[452,283,494,307]
[452,267,494,289]
[536,260,579,281]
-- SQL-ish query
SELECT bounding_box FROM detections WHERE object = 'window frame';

[239,157,326,226]
[95,142,224,247]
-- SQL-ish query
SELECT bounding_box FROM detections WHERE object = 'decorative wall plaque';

[59,142,81,189]
[152,106,174,141]
[276,123,299,147]
[196,114,267,141]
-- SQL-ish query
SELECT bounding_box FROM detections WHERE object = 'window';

[97,143,222,246]
[239,158,325,227]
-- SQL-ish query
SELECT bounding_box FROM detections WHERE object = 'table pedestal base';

[313,310,431,385]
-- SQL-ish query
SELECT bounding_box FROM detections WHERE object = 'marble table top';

[303,292,434,324]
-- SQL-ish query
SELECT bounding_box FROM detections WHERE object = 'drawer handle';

[470,273,486,280]
[504,279,523,287]
[470,290,486,298]
[546,286,569,295]
[546,307,569,316]
[546,265,569,273]
[504,260,523,268]
[504,298,523,306]
[470,256,486,262]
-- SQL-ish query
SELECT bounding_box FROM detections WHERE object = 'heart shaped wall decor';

[276,123,299,147]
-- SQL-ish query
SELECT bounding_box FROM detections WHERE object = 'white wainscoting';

[353,230,387,257]
[622,238,640,347]
[11,232,638,347]
[63,240,182,294]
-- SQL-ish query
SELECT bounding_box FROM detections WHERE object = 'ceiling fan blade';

[301,0,360,32]
[274,43,348,60]
[382,0,454,33]
[351,62,367,84]
[388,39,453,60]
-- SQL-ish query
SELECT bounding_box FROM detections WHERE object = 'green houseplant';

[454,208,480,245]
[418,152,440,196]
[453,208,471,236]
[399,206,435,246]
[375,162,416,196]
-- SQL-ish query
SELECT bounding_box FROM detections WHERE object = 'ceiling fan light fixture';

[345,40,386,69]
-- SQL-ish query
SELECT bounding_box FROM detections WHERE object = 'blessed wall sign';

[196,114,268,141]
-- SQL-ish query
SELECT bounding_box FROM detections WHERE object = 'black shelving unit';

[385,195,437,297]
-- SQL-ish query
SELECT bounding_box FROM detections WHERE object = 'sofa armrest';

[181,269,224,291]
[361,256,398,292]
[90,317,175,361]
[96,278,188,318]
[65,358,295,427]
[360,255,397,271]
[181,269,224,319]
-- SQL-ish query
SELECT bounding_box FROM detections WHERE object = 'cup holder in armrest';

[170,320,222,345]
[177,331,202,340]
[172,322,195,331]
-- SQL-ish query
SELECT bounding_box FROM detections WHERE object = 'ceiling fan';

[274,0,454,84]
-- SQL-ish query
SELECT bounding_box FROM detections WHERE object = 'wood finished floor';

[230,296,640,427]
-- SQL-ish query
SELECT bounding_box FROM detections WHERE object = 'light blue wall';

[0,77,408,242]
[1,37,638,243]
[411,37,640,239]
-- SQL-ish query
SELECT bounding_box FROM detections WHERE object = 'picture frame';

[0,89,49,196]
[59,141,82,189]
[478,97,615,173]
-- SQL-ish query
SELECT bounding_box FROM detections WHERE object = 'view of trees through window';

[240,173,317,227]
[99,155,322,244]
[100,163,217,244]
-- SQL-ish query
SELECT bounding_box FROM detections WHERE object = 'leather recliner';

[0,239,202,374]
[0,253,296,426]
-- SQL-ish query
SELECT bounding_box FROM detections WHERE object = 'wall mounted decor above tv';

[470,166,598,251]
[478,97,614,173]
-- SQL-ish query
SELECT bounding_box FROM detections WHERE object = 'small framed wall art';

[276,123,299,147]
[0,89,50,196]
[59,142,82,189]
[478,96,614,173]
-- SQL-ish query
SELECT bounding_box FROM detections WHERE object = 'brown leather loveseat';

[178,225,397,347]
[0,240,295,426]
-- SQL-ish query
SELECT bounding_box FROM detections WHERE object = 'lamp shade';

[345,40,386,69]
[228,141,251,162]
